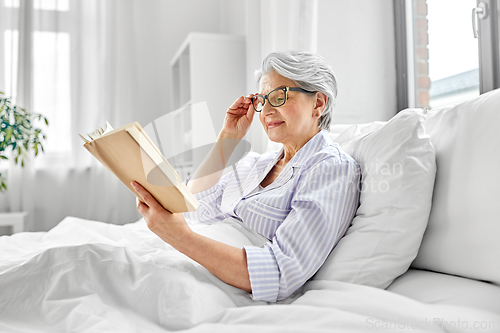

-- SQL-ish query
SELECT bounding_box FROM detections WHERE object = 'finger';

[246,102,255,120]
[244,94,255,104]
[136,198,148,216]
[243,94,255,110]
[135,192,145,207]
[229,96,253,114]
[228,96,246,111]
[246,94,256,104]
[131,181,161,210]
[243,98,253,109]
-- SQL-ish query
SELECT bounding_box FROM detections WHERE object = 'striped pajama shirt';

[183,130,360,302]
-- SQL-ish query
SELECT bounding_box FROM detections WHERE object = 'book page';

[125,125,180,186]
[79,121,114,143]
[125,124,196,206]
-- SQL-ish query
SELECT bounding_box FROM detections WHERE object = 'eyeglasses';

[251,86,315,112]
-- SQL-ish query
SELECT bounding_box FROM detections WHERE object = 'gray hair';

[255,51,337,131]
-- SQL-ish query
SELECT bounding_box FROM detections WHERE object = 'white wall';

[317,0,397,124]
[137,0,397,126]
[116,0,223,127]
[219,0,398,125]
[219,0,247,36]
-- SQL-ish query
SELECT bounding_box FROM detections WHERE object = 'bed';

[1,88,500,332]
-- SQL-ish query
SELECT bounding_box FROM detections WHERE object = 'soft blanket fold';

[0,217,498,333]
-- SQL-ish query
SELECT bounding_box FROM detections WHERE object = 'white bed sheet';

[387,268,500,314]
[0,217,498,333]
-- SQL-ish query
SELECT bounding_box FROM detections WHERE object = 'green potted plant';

[0,91,48,192]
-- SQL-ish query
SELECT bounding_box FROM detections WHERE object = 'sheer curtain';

[0,0,145,231]
[245,0,318,153]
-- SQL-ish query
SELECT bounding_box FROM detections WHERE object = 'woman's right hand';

[219,95,256,140]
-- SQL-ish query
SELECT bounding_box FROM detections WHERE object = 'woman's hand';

[131,180,252,293]
[131,181,191,246]
[220,95,256,140]
[186,95,255,194]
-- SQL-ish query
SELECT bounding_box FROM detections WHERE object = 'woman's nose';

[260,102,276,116]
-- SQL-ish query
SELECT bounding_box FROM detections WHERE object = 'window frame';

[394,0,410,111]
[394,0,500,110]
[477,0,500,93]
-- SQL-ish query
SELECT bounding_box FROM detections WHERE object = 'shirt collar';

[284,130,333,168]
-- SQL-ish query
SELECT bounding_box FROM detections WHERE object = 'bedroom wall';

[218,0,397,125]
[317,0,398,124]
[133,0,397,128]
[118,0,223,127]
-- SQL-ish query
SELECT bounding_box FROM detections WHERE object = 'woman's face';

[258,71,320,147]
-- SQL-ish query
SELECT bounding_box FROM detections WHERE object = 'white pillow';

[411,88,500,286]
[331,120,387,142]
[313,109,436,289]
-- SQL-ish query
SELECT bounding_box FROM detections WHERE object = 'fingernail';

[131,181,137,188]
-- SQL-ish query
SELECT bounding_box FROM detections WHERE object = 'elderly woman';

[131,51,360,302]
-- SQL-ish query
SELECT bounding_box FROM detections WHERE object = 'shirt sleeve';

[244,156,361,302]
[182,171,233,224]
[182,152,261,224]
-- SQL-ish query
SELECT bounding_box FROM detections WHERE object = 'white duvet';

[0,217,498,333]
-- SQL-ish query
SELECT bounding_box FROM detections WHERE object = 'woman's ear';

[313,92,328,117]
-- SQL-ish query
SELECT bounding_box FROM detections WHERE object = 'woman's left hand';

[131,181,191,246]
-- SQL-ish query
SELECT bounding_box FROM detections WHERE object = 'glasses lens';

[268,89,286,107]
[253,96,265,111]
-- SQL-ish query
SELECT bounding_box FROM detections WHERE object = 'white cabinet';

[0,212,27,234]
[168,33,246,180]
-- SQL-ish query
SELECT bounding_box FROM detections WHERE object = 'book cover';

[80,122,199,213]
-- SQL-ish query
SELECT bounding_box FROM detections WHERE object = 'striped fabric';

[183,130,360,302]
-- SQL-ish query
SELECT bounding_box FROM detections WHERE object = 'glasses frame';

[251,86,315,112]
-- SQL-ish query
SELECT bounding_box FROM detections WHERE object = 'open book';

[79,122,199,213]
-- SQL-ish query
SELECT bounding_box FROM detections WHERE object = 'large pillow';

[330,120,387,142]
[313,109,436,289]
[411,88,500,286]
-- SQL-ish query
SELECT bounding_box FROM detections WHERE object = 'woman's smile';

[267,121,285,129]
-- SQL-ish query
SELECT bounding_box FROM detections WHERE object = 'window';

[3,30,18,98]
[395,0,500,110]
[1,0,72,154]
